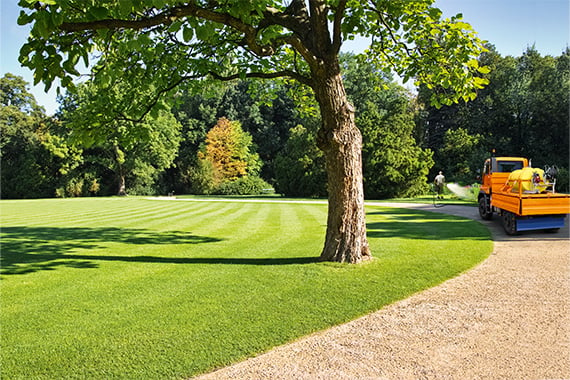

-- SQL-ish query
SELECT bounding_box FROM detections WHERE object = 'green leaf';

[98,72,111,88]
[119,0,133,16]
[467,58,479,68]
[182,26,194,42]
[195,24,213,41]
[90,7,109,19]
[17,11,34,25]
[127,39,141,50]
[168,20,183,33]
[52,11,63,26]
[63,59,81,76]
[35,17,51,39]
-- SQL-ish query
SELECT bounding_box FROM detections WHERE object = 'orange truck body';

[478,157,570,234]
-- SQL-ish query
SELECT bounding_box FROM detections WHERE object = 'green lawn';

[0,197,492,379]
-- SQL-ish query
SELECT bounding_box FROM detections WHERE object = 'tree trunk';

[314,61,371,263]
[114,145,127,196]
[117,174,127,196]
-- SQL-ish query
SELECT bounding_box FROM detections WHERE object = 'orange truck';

[478,156,570,234]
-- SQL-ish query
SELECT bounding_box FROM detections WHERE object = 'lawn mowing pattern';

[0,198,492,379]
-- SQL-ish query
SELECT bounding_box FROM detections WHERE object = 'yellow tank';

[507,167,547,193]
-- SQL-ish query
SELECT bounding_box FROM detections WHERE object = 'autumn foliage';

[197,117,262,189]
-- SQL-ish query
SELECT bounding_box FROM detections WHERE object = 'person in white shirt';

[434,171,445,199]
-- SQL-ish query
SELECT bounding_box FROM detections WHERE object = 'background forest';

[2,48,569,199]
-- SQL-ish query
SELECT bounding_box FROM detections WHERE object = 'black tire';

[478,196,493,220]
[502,211,517,235]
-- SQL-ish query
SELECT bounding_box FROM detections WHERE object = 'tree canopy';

[18,0,488,112]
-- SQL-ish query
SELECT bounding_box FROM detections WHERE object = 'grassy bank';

[1,197,491,379]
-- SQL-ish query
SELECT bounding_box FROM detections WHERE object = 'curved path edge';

[191,202,569,380]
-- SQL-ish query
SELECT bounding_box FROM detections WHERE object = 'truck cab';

[480,157,527,196]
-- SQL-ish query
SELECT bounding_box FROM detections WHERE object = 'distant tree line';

[2,49,568,199]
[419,46,569,191]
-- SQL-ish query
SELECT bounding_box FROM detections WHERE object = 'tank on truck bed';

[478,157,570,234]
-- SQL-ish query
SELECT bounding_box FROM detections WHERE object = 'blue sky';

[1,0,569,115]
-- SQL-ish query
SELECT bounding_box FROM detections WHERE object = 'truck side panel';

[492,192,570,216]
[490,173,511,192]
[521,195,570,216]
[491,193,521,215]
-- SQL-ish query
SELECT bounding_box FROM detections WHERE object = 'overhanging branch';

[116,73,201,123]
[208,70,313,88]
[59,3,304,58]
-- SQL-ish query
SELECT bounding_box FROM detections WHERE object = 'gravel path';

[194,204,570,380]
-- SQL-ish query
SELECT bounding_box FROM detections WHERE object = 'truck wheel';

[502,211,517,235]
[478,196,493,220]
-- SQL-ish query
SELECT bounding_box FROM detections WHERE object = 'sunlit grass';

[0,197,491,379]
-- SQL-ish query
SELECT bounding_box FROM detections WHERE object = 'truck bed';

[492,191,570,216]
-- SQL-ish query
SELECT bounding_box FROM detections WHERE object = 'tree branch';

[262,4,309,36]
[116,74,201,123]
[332,0,347,53]
[208,70,313,88]
[60,4,274,57]
[374,8,414,59]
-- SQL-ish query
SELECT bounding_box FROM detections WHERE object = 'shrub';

[55,187,66,198]
[214,176,272,195]
[186,158,216,195]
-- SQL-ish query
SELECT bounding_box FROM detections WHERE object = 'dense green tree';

[274,121,327,197]
[341,54,433,198]
[217,81,302,181]
[438,128,483,184]
[162,85,226,194]
[59,82,182,195]
[0,74,77,198]
[19,0,488,262]
[161,80,299,194]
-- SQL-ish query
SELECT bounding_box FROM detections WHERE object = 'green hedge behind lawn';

[0,197,492,379]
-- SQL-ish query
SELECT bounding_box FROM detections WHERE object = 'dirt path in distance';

[194,203,570,380]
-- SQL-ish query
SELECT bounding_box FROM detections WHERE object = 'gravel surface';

[194,204,570,380]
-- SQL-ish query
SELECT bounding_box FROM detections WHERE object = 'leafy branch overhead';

[18,0,489,109]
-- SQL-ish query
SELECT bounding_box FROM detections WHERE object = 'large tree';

[0,73,76,198]
[58,82,183,195]
[18,0,487,263]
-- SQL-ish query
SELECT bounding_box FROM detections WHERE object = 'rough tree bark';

[313,57,371,263]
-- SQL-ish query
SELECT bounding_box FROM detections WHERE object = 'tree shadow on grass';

[0,226,317,276]
[0,226,217,276]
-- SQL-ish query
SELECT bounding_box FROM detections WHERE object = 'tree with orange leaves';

[198,117,261,188]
